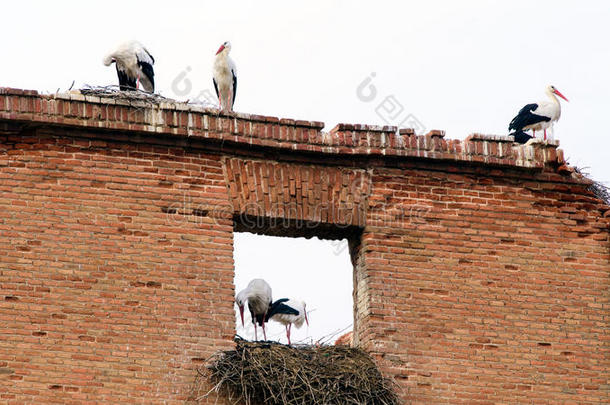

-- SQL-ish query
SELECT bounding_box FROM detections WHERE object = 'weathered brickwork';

[0,130,235,404]
[0,88,608,404]
[224,157,371,227]
[356,166,608,403]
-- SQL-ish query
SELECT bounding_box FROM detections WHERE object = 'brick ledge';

[0,87,566,171]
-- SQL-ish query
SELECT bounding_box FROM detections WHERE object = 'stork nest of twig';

[192,338,400,405]
[573,166,610,206]
[78,85,177,105]
[77,85,217,109]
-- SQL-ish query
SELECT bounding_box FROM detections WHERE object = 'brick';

[0,88,607,404]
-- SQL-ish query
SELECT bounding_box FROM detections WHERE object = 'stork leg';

[287,324,292,345]
[253,322,258,341]
[218,94,222,110]
[136,73,140,90]
[532,129,535,138]
[544,129,547,140]
[262,310,267,341]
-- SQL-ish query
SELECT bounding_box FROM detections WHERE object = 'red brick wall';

[0,131,235,404]
[0,88,608,404]
[356,166,609,403]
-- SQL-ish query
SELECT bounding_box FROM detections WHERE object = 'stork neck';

[546,89,560,106]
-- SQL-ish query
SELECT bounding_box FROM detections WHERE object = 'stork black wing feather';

[254,313,266,326]
[145,50,155,64]
[231,70,237,108]
[138,61,155,92]
[116,65,136,91]
[265,298,299,321]
[508,103,551,131]
[213,78,219,99]
[510,130,533,144]
[271,298,290,306]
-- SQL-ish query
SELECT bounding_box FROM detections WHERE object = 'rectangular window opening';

[233,232,355,345]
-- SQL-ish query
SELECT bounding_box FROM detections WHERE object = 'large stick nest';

[573,166,610,206]
[194,338,400,405]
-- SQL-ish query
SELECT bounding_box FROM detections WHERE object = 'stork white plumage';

[266,298,309,345]
[103,40,155,92]
[212,41,237,112]
[508,85,569,143]
[235,279,272,341]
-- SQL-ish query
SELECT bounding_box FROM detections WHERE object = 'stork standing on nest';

[235,279,272,341]
[103,40,155,92]
[266,299,308,345]
[508,85,569,143]
[213,41,237,112]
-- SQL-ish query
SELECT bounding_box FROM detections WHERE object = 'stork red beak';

[216,45,225,55]
[554,89,569,102]
[239,305,245,327]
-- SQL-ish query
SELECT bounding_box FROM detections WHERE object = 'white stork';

[508,85,569,142]
[235,279,272,341]
[103,40,155,92]
[266,299,308,345]
[212,41,237,112]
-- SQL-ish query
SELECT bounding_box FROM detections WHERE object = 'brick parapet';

[0,87,566,171]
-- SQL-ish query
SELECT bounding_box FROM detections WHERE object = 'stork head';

[548,85,569,102]
[235,290,247,327]
[102,55,116,66]
[216,41,231,55]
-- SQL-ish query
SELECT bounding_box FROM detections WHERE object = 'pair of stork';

[235,278,308,345]
[103,40,236,111]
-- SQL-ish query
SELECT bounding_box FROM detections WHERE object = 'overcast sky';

[2,1,608,343]
[234,234,352,344]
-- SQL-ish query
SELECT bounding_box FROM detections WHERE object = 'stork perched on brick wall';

[235,279,272,341]
[266,298,308,345]
[508,85,569,143]
[213,41,237,112]
[103,40,155,93]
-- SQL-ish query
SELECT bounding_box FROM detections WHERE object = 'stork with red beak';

[103,40,155,92]
[213,41,237,112]
[508,85,569,142]
[266,299,309,345]
[235,279,272,341]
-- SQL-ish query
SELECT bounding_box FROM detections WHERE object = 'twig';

[573,166,610,205]
[193,339,399,405]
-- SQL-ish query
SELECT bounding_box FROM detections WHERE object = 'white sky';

[2,1,609,343]
[234,234,353,344]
